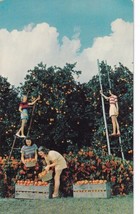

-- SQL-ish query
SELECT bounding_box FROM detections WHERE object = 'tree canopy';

[0,61,133,160]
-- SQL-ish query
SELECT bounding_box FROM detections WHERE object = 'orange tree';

[86,62,133,160]
[0,76,19,156]
[0,62,133,159]
[0,61,133,197]
[18,62,95,152]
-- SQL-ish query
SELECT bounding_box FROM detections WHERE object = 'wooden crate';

[15,184,50,199]
[73,183,111,198]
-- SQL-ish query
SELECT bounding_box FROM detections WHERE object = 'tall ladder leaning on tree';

[97,59,125,161]
[7,98,37,164]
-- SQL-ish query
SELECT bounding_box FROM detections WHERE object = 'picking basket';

[38,170,53,181]
[24,159,37,167]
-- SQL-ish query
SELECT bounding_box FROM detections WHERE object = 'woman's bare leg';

[115,117,120,134]
[21,119,26,136]
[16,119,26,136]
[53,169,62,197]
[111,116,116,134]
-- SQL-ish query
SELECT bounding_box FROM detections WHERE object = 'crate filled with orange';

[73,180,111,198]
[15,180,50,199]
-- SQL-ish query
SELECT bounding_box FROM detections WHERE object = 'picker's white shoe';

[52,194,59,199]
[15,133,20,138]
[20,135,26,138]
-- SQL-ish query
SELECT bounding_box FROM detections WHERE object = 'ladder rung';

[111,147,121,150]
[12,148,21,150]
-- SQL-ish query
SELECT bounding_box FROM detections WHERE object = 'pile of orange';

[75,180,107,185]
[16,180,48,186]
[38,170,47,178]
[24,158,36,163]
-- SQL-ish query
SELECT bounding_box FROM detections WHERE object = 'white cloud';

[0,19,133,86]
[76,18,133,82]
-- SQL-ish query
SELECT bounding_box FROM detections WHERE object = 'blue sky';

[0,0,133,86]
[0,0,133,49]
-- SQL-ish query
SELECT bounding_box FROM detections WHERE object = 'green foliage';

[0,147,133,197]
[87,62,133,159]
[0,61,133,198]
[0,61,133,159]
[0,76,19,155]
[62,147,133,196]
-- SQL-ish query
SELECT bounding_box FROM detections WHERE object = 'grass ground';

[0,194,133,214]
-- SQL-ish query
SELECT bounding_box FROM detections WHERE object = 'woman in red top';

[16,95,40,138]
[100,90,120,136]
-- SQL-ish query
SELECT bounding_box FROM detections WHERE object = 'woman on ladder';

[16,95,40,138]
[100,89,120,136]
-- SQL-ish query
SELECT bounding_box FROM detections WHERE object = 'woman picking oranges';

[16,95,40,138]
[100,89,120,136]
[38,146,67,198]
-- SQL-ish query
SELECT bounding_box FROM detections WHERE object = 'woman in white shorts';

[100,90,120,136]
[38,146,67,198]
